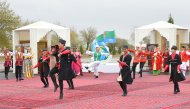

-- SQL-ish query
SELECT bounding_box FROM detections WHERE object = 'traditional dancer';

[164,46,182,94]
[139,44,149,77]
[85,46,109,78]
[163,48,170,72]
[128,44,141,79]
[58,39,77,100]
[151,47,162,76]
[4,48,12,80]
[15,47,24,81]
[179,46,190,76]
[49,45,59,92]
[72,47,83,76]
[157,47,163,71]
[24,47,34,78]
[117,45,133,96]
[32,48,50,88]
[65,46,79,89]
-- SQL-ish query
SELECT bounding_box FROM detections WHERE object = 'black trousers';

[173,81,180,92]
[50,67,59,87]
[40,72,49,86]
[5,66,10,77]
[139,62,145,77]
[59,80,64,94]
[119,81,127,93]
[59,79,74,94]
[132,63,138,78]
[67,79,74,88]
[15,66,22,80]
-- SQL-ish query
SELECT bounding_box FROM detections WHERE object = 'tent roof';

[136,21,188,30]
[15,21,69,31]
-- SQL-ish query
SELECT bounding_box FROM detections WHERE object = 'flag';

[104,31,116,43]
[96,34,104,42]
[105,30,116,38]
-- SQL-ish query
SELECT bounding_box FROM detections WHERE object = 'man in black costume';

[49,45,59,92]
[33,48,50,88]
[58,39,77,100]
[117,45,133,96]
[164,45,182,94]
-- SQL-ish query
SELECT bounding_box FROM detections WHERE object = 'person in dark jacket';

[32,48,50,88]
[49,45,59,92]
[164,45,182,94]
[65,46,77,90]
[117,45,133,96]
[58,39,77,100]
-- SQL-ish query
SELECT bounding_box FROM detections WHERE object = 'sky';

[6,0,190,40]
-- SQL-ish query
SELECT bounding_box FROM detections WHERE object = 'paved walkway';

[0,73,190,109]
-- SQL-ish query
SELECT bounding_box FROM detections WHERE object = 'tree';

[70,27,80,48]
[80,27,97,50]
[79,45,84,54]
[115,38,134,49]
[20,19,34,27]
[112,47,116,55]
[118,46,121,54]
[142,36,150,44]
[108,38,134,55]
[0,0,21,48]
[168,13,174,24]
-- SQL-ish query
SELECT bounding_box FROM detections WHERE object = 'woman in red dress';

[163,48,169,72]
[72,47,83,76]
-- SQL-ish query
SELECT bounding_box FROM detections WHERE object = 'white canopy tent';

[13,21,70,74]
[135,21,189,50]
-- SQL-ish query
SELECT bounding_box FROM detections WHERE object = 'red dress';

[163,51,169,72]
[72,52,82,75]
[151,51,162,70]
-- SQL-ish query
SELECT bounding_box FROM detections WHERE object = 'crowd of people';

[2,40,190,99]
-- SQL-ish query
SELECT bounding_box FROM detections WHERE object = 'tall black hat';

[171,46,177,50]
[59,39,66,45]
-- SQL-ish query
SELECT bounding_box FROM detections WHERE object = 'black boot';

[59,80,63,99]
[122,85,127,96]
[177,87,180,93]
[45,77,49,88]
[50,74,59,92]
[176,83,180,93]
[67,80,73,89]
[41,77,47,88]
[139,70,142,77]
[5,74,8,80]
[54,85,59,92]
[133,72,135,79]
[174,84,177,94]
[59,92,63,100]
[122,90,127,96]
[94,75,99,79]
[70,79,74,89]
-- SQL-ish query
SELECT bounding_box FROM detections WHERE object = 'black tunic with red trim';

[38,56,50,77]
[59,49,77,80]
[166,54,182,82]
[119,54,133,84]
